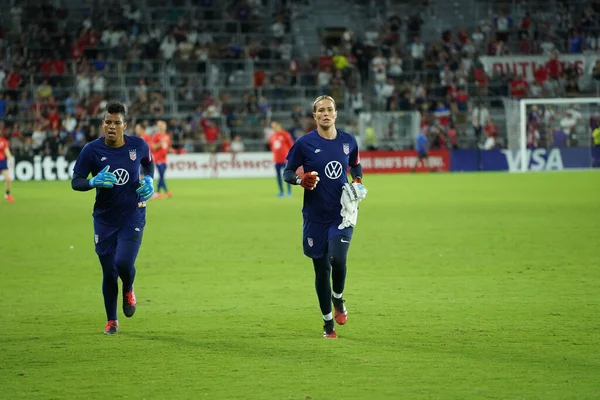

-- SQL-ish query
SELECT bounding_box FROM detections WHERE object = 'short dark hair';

[105,102,127,119]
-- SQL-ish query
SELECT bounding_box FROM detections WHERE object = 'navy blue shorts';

[0,159,7,171]
[417,151,428,159]
[303,218,353,259]
[94,220,145,256]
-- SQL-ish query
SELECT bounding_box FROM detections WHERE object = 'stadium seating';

[0,0,599,155]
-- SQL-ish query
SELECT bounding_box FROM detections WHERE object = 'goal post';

[511,97,600,172]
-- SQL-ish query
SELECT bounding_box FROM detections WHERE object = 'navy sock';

[312,257,332,315]
[99,254,118,321]
[329,236,349,295]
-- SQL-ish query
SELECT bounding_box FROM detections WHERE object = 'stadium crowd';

[0,0,599,156]
[321,0,600,149]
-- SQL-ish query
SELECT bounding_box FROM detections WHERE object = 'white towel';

[338,183,367,229]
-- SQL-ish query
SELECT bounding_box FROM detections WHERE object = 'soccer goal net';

[357,111,421,151]
[503,97,599,172]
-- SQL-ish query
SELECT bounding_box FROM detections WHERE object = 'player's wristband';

[295,175,302,185]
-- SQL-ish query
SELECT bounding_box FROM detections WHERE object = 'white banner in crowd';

[165,152,275,179]
[478,54,599,82]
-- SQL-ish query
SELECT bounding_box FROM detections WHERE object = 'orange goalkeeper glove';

[297,171,320,190]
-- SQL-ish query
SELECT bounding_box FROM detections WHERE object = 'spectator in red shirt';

[30,97,46,119]
[534,64,548,85]
[457,28,469,45]
[456,88,470,113]
[484,120,498,150]
[511,75,529,99]
[475,64,489,97]
[318,50,334,71]
[520,12,532,36]
[220,136,231,153]
[6,69,21,100]
[446,82,459,103]
[71,33,85,60]
[448,123,459,149]
[200,116,220,153]
[52,57,66,78]
[46,107,61,130]
[11,123,22,138]
[546,51,562,80]
[40,56,53,78]
[518,32,533,54]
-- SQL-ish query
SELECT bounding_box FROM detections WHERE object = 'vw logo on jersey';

[324,161,343,179]
[114,168,130,185]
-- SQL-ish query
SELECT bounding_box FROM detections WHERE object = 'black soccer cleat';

[323,319,337,338]
[104,320,118,335]
[332,296,348,325]
[123,287,137,318]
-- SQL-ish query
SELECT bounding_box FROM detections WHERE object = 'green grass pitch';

[0,171,599,399]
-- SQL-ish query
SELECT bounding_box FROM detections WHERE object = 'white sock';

[323,312,333,321]
[333,292,343,299]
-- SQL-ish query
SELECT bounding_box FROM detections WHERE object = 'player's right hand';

[299,171,319,190]
[89,165,118,188]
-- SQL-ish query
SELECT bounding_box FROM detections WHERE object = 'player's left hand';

[136,176,154,202]
[346,182,367,201]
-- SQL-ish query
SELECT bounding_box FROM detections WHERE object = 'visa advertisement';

[450,148,595,172]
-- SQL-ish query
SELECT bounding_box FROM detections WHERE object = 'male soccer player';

[411,127,431,172]
[0,133,14,203]
[150,120,172,198]
[269,121,294,197]
[283,95,364,339]
[71,102,155,334]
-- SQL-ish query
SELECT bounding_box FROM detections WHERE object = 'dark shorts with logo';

[302,218,353,259]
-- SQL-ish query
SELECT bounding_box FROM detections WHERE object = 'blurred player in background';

[151,120,172,199]
[0,133,14,203]
[269,121,294,197]
[411,127,431,172]
[135,123,151,145]
[71,103,155,334]
[283,95,365,338]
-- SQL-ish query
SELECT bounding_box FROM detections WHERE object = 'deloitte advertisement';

[3,156,76,181]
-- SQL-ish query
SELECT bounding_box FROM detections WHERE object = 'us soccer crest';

[307,238,313,247]
[129,149,137,161]
[343,143,350,155]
